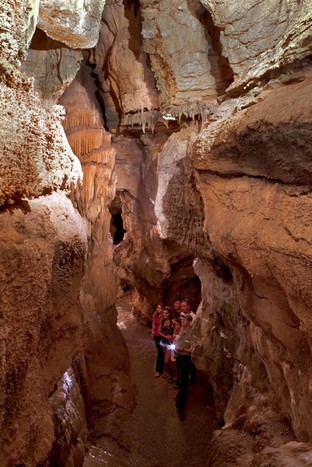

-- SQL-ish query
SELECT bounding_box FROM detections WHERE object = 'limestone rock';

[38,0,106,49]
[90,0,159,129]
[22,29,83,102]
[0,192,87,466]
[0,80,82,206]
[0,0,39,66]
[193,66,312,184]
[141,0,231,108]
[60,63,136,438]
[155,125,212,259]
[190,67,312,442]
[200,0,312,92]
[49,366,88,466]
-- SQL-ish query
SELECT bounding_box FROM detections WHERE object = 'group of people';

[151,298,196,421]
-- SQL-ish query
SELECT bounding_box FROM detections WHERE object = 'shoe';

[174,383,180,389]
[168,378,174,384]
[154,372,161,378]
[162,374,168,379]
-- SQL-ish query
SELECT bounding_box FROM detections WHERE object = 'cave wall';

[0,0,134,465]
[92,0,312,463]
[2,0,312,465]
[59,63,136,438]
[191,68,312,447]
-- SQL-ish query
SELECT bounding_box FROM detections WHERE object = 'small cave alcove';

[162,256,202,311]
[109,196,126,245]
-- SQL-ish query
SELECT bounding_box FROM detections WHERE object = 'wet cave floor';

[84,298,216,466]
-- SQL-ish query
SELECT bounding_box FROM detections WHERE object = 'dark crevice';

[211,257,233,283]
[85,58,115,132]
[28,27,69,51]
[123,0,143,61]
[111,211,126,245]
[109,195,127,245]
[0,195,31,214]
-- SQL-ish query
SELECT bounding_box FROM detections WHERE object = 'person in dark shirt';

[174,312,193,421]
[151,304,164,377]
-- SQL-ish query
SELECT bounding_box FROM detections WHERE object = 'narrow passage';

[93,297,216,467]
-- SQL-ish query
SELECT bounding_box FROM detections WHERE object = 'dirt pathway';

[85,298,215,467]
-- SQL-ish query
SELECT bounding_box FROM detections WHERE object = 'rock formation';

[1,1,134,465]
[1,0,312,465]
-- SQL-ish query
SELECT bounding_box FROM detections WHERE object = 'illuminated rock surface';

[1,0,312,465]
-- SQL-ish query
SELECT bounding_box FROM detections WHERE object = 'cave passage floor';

[85,297,216,467]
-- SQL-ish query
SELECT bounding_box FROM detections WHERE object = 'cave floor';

[85,297,216,467]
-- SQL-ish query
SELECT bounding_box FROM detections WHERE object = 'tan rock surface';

[0,193,87,465]
[0,81,82,206]
[2,0,312,464]
[193,66,312,184]
[90,0,159,129]
[155,125,212,259]
[38,0,106,49]
[141,0,229,108]
[60,64,136,439]
[22,29,83,102]
[186,65,312,448]
[201,0,312,92]
[0,0,39,66]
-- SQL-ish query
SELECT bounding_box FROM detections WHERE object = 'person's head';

[162,307,171,319]
[173,320,181,333]
[180,312,192,327]
[155,304,163,314]
[173,299,181,311]
[180,299,191,313]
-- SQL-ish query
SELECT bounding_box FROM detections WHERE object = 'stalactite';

[166,101,218,123]
[121,101,218,133]
[122,110,163,134]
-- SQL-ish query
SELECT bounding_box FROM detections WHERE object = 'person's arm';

[175,335,183,352]
[158,320,164,338]
[167,322,174,341]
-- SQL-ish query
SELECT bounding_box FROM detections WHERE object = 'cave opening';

[109,196,126,245]
[110,210,126,245]
[161,255,202,313]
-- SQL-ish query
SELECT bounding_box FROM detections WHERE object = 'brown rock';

[38,0,106,49]
[0,193,87,465]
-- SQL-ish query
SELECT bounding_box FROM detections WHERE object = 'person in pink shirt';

[158,307,174,379]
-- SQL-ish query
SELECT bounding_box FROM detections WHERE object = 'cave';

[109,195,127,245]
[110,210,126,244]
[1,0,312,466]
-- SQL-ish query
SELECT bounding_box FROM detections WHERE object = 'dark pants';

[175,354,192,411]
[153,336,164,373]
[190,360,197,383]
